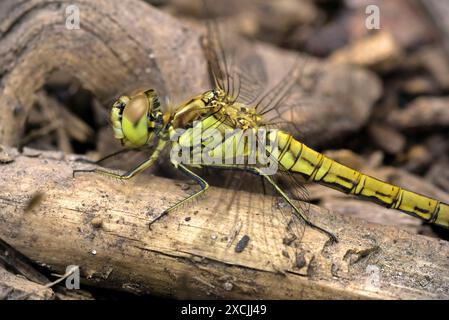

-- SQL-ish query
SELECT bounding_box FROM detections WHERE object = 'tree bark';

[0,264,54,300]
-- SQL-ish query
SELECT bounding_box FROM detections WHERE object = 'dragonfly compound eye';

[111,93,149,147]
[110,96,130,140]
[120,93,151,147]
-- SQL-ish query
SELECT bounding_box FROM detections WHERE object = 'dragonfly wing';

[199,165,306,271]
[203,20,324,141]
[203,20,268,103]
[252,53,316,138]
[233,42,268,105]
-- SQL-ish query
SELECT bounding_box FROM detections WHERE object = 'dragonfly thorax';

[208,89,262,130]
[218,100,262,130]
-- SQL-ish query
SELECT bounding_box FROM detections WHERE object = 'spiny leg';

[149,163,209,228]
[75,148,133,165]
[72,157,153,180]
[72,140,166,179]
[204,164,338,243]
[76,145,155,165]
[94,145,155,164]
[95,148,134,165]
[251,168,338,243]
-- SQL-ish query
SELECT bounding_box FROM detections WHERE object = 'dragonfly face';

[110,89,164,148]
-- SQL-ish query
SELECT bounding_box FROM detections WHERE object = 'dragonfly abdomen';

[275,131,449,228]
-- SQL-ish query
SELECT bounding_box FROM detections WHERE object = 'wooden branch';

[0,147,448,299]
[0,239,50,285]
[0,264,54,300]
[0,239,94,300]
[0,225,54,300]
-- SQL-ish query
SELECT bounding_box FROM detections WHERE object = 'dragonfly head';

[110,89,163,148]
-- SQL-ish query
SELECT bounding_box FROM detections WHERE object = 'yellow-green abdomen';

[275,131,449,228]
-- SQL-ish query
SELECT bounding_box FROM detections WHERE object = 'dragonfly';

[73,21,449,244]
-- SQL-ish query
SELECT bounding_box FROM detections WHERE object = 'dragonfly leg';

[94,144,155,164]
[75,148,133,165]
[73,158,153,179]
[249,167,338,243]
[202,164,337,243]
[149,163,209,228]
[72,140,166,179]
[95,148,134,165]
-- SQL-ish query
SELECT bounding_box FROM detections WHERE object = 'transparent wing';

[194,19,327,258]
[254,54,329,142]
[197,164,307,269]
[202,20,268,105]
[233,43,269,105]
[203,20,326,141]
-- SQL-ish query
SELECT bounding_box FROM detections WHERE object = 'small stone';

[296,252,306,269]
[368,123,405,154]
[282,234,296,246]
[223,282,233,291]
[235,235,250,253]
[330,31,402,69]
[0,150,14,164]
[22,147,42,157]
[91,217,103,228]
